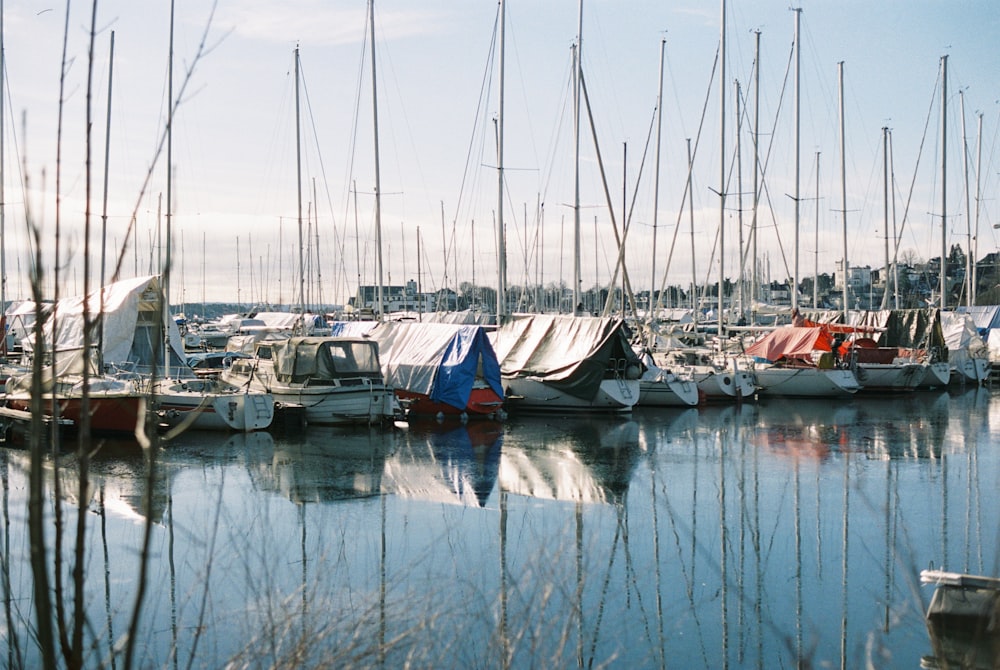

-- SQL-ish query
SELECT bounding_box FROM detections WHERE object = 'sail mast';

[939,54,947,310]
[649,37,665,325]
[792,7,801,312]
[572,0,583,314]
[838,61,848,322]
[370,0,385,321]
[294,46,305,319]
[496,0,507,322]
[165,0,175,374]
[717,0,726,332]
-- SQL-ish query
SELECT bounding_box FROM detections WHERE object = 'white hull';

[918,362,951,389]
[637,376,700,407]
[636,365,699,407]
[855,362,925,392]
[692,367,756,401]
[754,366,861,397]
[951,357,989,385]
[503,377,640,413]
[155,379,274,432]
[269,382,397,425]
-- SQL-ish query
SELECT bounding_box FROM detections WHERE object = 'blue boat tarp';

[365,322,503,411]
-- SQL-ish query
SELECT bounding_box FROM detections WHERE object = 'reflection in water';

[499,416,640,504]
[385,420,503,507]
[0,389,997,667]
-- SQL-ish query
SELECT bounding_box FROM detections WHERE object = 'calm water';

[2,387,998,668]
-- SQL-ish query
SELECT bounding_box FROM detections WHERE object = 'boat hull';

[156,382,274,432]
[396,387,505,419]
[753,366,861,398]
[503,377,640,414]
[269,382,397,426]
[637,375,700,407]
[7,392,145,436]
[854,362,925,392]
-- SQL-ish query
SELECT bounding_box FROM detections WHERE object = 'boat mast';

[649,37,665,326]
[735,78,744,319]
[98,32,114,358]
[572,0,583,315]
[294,46,305,321]
[369,0,385,321]
[960,90,971,306]
[813,151,820,308]
[974,111,983,304]
[496,0,507,323]
[792,7,801,312]
[687,139,697,328]
[0,0,6,324]
[751,29,760,321]
[165,0,175,374]
[717,0,726,333]
[939,54,947,310]
[838,61,848,322]
[881,127,889,309]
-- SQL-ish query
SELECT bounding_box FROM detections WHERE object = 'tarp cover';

[366,321,503,410]
[745,327,834,362]
[940,310,989,370]
[33,275,186,375]
[489,314,640,401]
[957,305,1000,332]
[271,337,382,382]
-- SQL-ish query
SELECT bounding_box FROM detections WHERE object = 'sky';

[2,0,999,308]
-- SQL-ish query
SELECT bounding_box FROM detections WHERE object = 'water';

[1,387,997,668]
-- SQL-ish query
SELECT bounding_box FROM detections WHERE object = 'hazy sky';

[2,1,999,306]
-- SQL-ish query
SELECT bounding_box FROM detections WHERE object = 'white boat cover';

[24,275,186,375]
[941,310,989,368]
[489,314,641,401]
[365,321,503,410]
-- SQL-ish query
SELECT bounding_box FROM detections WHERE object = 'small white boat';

[222,336,397,426]
[154,378,274,432]
[635,352,699,407]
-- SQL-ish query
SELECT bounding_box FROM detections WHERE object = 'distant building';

[348,279,433,315]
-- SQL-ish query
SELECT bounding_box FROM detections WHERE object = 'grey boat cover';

[270,337,382,383]
[490,314,641,401]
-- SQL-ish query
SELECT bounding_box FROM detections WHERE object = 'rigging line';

[296,63,339,303]
[891,69,939,262]
[339,12,371,288]
[654,46,718,312]
[2,62,39,277]
[449,5,499,237]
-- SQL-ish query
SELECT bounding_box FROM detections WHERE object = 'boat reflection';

[268,427,393,503]
[499,416,640,504]
[384,420,503,507]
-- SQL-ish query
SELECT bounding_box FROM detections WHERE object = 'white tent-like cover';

[22,275,186,376]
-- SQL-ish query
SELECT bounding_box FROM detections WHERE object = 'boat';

[921,569,1000,669]
[847,338,925,392]
[153,376,274,432]
[363,321,505,420]
[744,326,861,397]
[635,350,700,407]
[489,314,642,413]
[221,336,397,426]
[655,347,756,402]
[941,310,990,385]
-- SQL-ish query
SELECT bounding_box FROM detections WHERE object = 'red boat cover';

[745,327,835,363]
